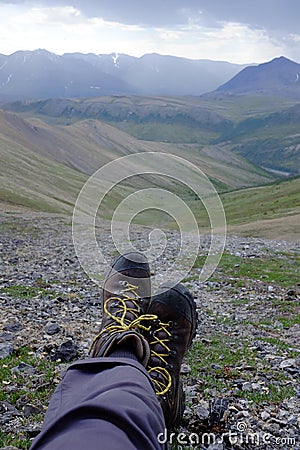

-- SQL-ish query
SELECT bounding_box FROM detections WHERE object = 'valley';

[0,49,299,449]
[0,53,299,241]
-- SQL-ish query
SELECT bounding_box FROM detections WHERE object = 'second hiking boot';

[146,283,198,429]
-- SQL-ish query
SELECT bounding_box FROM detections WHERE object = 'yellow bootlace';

[89,282,157,353]
[147,321,172,396]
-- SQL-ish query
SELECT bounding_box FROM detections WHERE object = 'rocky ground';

[0,211,299,449]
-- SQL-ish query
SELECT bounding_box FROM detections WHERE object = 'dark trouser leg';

[30,358,166,450]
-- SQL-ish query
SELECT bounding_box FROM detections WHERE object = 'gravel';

[0,211,299,449]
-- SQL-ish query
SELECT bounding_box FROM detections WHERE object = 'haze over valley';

[0,50,299,240]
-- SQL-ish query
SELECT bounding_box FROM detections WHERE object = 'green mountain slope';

[221,176,300,224]
[1,137,86,213]
[0,108,298,240]
[216,103,300,175]
[184,176,300,240]
[222,177,300,241]
[0,109,276,213]
[4,94,300,176]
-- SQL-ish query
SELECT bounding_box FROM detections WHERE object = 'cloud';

[202,22,285,62]
[20,5,83,25]
[0,1,299,63]
[147,21,285,63]
[2,0,299,34]
[0,3,148,56]
[289,34,300,43]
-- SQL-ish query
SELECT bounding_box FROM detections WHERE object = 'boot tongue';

[105,272,151,298]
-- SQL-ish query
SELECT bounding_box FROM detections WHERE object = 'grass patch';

[194,251,300,288]
[0,284,56,300]
[237,384,295,404]
[0,219,39,236]
[187,333,257,377]
[0,432,31,449]
[113,121,218,144]
[220,177,300,225]
[186,333,295,406]
[257,336,294,351]
[277,315,300,328]
[0,347,61,449]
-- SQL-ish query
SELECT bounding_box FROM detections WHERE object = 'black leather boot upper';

[146,283,198,429]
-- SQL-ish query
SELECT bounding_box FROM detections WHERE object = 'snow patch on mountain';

[112,53,120,68]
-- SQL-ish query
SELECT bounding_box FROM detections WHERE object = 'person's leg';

[30,358,166,450]
[30,252,166,450]
[30,252,198,449]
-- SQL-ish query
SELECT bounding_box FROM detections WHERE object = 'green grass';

[0,284,56,300]
[0,188,62,213]
[236,384,296,404]
[277,315,300,328]
[179,247,299,450]
[0,432,31,449]
[0,347,61,449]
[0,132,87,213]
[0,219,39,235]
[187,334,257,377]
[220,177,300,224]
[182,176,300,238]
[185,333,296,405]
[194,251,300,288]
[113,121,218,144]
[257,336,296,351]
[198,93,300,121]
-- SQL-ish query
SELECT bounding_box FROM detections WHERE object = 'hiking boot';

[146,283,198,429]
[89,251,156,366]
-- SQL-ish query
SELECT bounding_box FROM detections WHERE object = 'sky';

[0,0,299,64]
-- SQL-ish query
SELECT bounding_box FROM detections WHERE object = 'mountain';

[65,52,246,96]
[0,49,134,101]
[1,107,298,240]
[0,49,245,100]
[4,93,300,176]
[0,108,275,213]
[216,56,300,97]
[217,103,300,174]
[4,95,232,137]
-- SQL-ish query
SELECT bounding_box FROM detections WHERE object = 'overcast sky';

[0,0,299,63]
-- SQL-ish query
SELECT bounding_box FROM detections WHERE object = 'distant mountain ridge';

[5,93,300,176]
[0,106,277,212]
[216,56,300,97]
[0,49,245,100]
